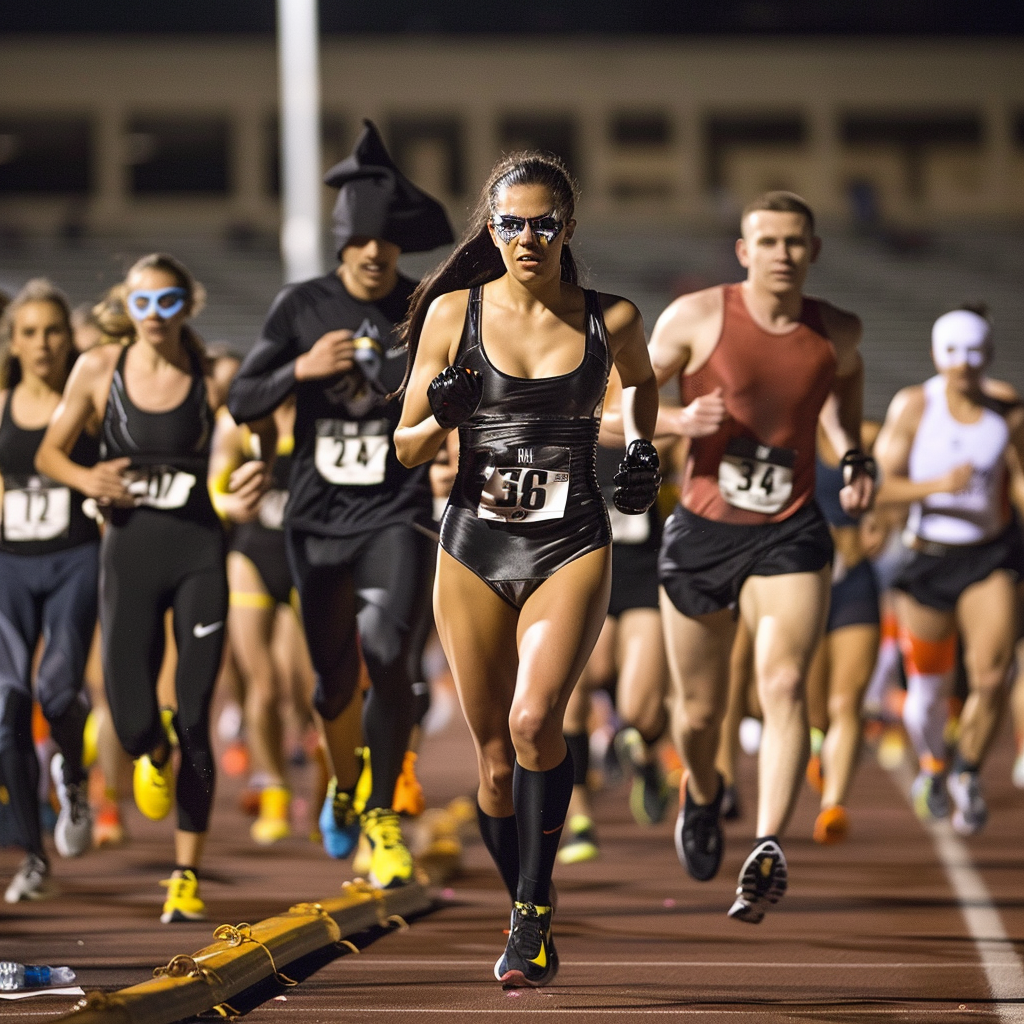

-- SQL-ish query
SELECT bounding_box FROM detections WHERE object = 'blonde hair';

[0,277,74,390]
[95,252,209,368]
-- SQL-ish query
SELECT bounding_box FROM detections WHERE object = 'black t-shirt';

[228,272,431,538]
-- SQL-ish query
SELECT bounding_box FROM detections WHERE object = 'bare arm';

[394,291,468,468]
[604,296,657,445]
[208,412,270,524]
[36,348,132,506]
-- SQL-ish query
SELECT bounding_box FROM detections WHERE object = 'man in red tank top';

[645,192,874,923]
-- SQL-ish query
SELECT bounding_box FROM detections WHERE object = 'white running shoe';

[1012,751,1024,790]
[947,770,987,836]
[4,853,53,903]
[51,753,93,858]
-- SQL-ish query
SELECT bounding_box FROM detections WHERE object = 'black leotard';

[0,398,99,555]
[101,346,217,527]
[440,285,612,608]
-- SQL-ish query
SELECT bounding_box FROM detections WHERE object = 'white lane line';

[895,763,1024,1024]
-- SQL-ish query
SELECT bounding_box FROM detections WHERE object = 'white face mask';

[931,310,990,370]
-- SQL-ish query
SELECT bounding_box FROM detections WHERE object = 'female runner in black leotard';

[37,253,236,923]
[0,279,99,903]
[395,152,660,987]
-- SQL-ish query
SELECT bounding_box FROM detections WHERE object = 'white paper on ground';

[0,986,85,1000]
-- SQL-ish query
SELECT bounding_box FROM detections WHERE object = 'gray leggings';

[0,543,98,856]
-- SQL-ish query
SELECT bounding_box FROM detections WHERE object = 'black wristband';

[840,448,877,483]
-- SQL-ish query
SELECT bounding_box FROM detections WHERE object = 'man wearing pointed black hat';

[228,120,453,889]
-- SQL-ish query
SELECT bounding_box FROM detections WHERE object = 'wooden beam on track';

[53,880,432,1024]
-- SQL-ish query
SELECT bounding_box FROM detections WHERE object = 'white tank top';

[906,375,1009,545]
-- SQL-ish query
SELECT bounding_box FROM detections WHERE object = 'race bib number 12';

[2,476,71,542]
[478,446,570,523]
[718,437,795,514]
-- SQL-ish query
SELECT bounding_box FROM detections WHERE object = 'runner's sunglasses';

[491,214,564,244]
[126,287,188,321]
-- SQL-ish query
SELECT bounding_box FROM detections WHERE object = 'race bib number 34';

[478,446,570,523]
[2,476,71,542]
[315,419,389,486]
[718,438,795,514]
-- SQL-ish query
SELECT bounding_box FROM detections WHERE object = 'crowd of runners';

[2,120,1023,988]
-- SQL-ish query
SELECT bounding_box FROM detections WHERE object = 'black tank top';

[441,286,611,580]
[101,345,217,526]
[0,394,100,555]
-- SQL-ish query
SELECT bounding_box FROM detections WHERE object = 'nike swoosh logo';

[529,941,547,968]
[542,823,563,835]
[192,621,224,638]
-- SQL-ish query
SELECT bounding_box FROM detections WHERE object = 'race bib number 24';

[314,419,389,486]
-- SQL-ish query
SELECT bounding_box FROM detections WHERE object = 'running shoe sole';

[728,839,787,924]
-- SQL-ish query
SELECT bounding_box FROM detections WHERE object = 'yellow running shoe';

[360,808,414,889]
[159,869,205,923]
[251,786,291,845]
[133,754,173,821]
[392,750,425,817]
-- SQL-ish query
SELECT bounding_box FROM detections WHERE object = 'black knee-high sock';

[564,731,589,788]
[49,694,89,786]
[476,803,520,902]
[0,691,44,857]
[513,752,575,906]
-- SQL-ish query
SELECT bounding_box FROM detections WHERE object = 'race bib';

[478,446,570,523]
[608,502,651,544]
[315,419,389,486]
[258,489,288,530]
[125,466,197,510]
[718,438,794,514]
[2,476,71,542]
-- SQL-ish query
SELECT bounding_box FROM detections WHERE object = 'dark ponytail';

[395,150,580,397]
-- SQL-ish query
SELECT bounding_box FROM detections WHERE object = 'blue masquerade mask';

[127,287,188,321]
[491,213,564,244]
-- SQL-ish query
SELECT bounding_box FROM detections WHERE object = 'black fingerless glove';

[840,448,877,485]
[428,365,484,429]
[613,439,661,515]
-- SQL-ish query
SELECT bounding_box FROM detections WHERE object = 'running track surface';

[4,704,1023,1024]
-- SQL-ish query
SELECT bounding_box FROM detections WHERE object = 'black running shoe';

[674,773,725,881]
[720,783,741,821]
[728,838,788,924]
[494,901,559,988]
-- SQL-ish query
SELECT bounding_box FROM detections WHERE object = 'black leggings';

[0,543,98,857]
[100,510,227,833]
[287,523,434,811]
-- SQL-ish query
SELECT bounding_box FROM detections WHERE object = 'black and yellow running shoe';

[494,901,558,988]
[360,807,414,889]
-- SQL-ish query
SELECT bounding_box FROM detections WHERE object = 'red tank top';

[680,284,837,525]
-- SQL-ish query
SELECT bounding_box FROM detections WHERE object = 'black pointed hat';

[324,119,454,256]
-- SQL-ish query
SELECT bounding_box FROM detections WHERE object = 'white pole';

[277,0,324,283]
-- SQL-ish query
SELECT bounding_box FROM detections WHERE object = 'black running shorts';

[826,558,880,633]
[659,503,833,618]
[609,543,659,618]
[893,523,1024,613]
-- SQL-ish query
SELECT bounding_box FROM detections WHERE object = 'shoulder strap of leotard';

[455,286,483,364]
[583,289,611,371]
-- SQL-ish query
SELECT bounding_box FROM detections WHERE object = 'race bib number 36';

[478,446,570,523]
[2,476,71,542]
[718,438,795,514]
[315,419,389,486]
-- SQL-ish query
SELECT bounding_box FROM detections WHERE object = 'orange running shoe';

[221,740,250,778]
[805,754,824,795]
[392,751,425,817]
[93,800,127,848]
[813,805,849,845]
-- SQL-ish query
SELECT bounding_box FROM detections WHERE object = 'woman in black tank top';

[395,152,660,987]
[37,253,237,924]
[0,279,99,903]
